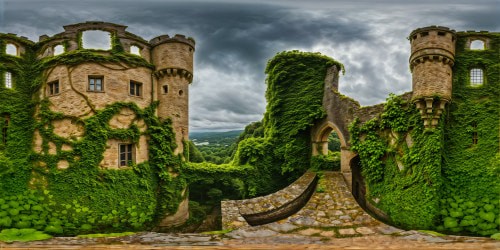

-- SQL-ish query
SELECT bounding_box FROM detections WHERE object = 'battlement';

[150,34,195,48]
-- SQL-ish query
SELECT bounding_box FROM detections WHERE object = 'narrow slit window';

[470,68,483,86]
[48,80,59,95]
[130,81,142,97]
[2,115,9,145]
[163,85,169,94]
[4,72,12,89]
[119,143,134,166]
[88,76,104,92]
[6,44,17,56]
[472,122,478,145]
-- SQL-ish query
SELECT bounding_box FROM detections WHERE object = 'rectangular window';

[5,72,12,89]
[48,80,59,95]
[2,115,9,145]
[88,76,104,92]
[119,143,134,166]
[129,81,142,97]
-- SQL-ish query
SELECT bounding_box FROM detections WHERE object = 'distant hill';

[190,130,243,145]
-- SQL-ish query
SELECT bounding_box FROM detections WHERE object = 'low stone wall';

[221,171,318,230]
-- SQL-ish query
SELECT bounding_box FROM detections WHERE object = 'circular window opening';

[179,90,184,96]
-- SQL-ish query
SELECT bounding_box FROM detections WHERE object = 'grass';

[417,230,446,237]
[0,228,52,243]
[201,229,233,235]
[76,232,136,238]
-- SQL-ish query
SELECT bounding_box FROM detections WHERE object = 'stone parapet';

[221,171,318,230]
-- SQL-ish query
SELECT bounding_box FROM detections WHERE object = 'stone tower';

[150,35,195,155]
[409,26,456,129]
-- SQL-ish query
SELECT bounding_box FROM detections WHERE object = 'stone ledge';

[222,171,317,229]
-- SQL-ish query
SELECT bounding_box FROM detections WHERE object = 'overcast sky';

[1,0,498,132]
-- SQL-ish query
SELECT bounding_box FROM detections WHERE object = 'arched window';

[470,68,483,86]
[470,40,484,50]
[53,45,64,55]
[6,44,17,56]
[130,45,141,56]
[4,72,12,89]
[471,122,478,145]
[81,30,112,50]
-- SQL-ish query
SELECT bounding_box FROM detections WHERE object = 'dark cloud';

[1,0,498,131]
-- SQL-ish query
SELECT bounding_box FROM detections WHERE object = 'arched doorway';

[311,121,356,173]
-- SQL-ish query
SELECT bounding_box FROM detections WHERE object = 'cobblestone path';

[226,171,385,238]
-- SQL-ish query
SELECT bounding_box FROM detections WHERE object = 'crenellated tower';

[409,26,456,129]
[150,35,195,155]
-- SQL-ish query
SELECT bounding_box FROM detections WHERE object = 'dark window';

[130,81,142,96]
[88,76,103,92]
[179,90,184,96]
[421,32,429,37]
[2,115,9,145]
[5,72,12,89]
[437,31,446,36]
[119,144,134,166]
[470,68,483,86]
[163,85,169,94]
[472,122,478,145]
[48,80,59,95]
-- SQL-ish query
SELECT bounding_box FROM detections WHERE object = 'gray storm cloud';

[1,0,498,131]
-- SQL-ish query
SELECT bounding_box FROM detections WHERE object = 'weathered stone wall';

[151,37,194,156]
[41,63,153,118]
[409,26,455,101]
[221,171,317,230]
[99,136,149,169]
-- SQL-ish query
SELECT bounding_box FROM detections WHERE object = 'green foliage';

[0,228,52,243]
[437,32,500,236]
[310,151,340,171]
[264,50,343,175]
[349,95,443,229]
[77,232,135,238]
[187,140,205,163]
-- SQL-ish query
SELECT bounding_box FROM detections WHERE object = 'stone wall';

[42,63,153,117]
[221,171,317,230]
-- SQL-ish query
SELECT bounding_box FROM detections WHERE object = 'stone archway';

[311,120,356,173]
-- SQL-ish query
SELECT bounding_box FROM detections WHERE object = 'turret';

[409,26,456,129]
[150,34,195,155]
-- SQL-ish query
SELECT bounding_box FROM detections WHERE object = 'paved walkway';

[1,171,499,249]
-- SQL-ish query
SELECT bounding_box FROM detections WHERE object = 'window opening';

[421,32,429,37]
[48,80,59,95]
[81,30,112,50]
[4,72,12,89]
[437,31,446,36]
[472,122,478,145]
[130,45,141,55]
[119,143,134,166]
[2,115,9,145]
[470,40,484,50]
[163,85,169,94]
[130,81,142,96]
[470,68,483,86]
[53,45,64,55]
[6,44,17,56]
[88,76,104,92]
[179,90,184,96]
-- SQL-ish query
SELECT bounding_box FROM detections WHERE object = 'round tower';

[150,34,195,155]
[409,26,456,128]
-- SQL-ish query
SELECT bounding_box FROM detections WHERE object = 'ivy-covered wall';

[348,31,499,236]
[0,32,186,235]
